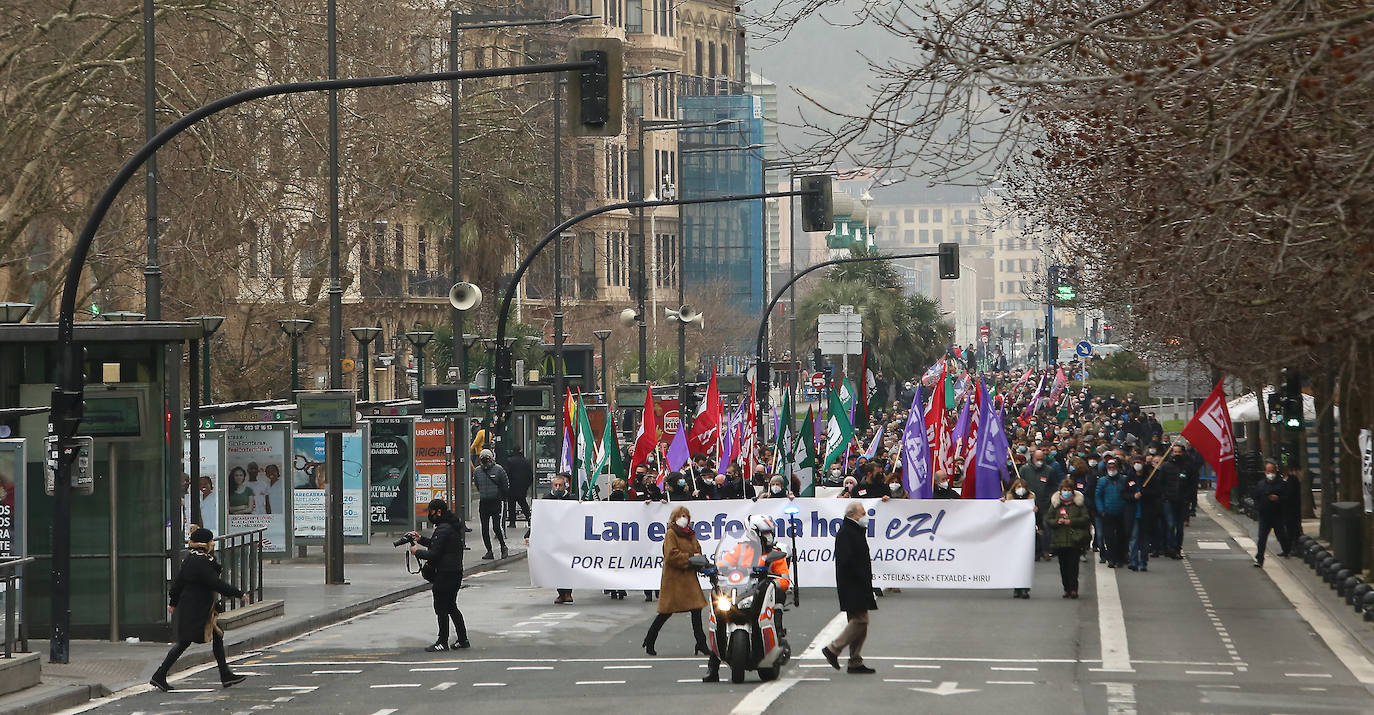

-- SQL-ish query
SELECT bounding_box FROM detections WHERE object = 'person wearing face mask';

[825,464,845,487]
[1002,478,1036,599]
[472,449,509,561]
[1253,459,1292,567]
[1126,455,1163,571]
[642,505,709,656]
[667,471,693,501]
[757,474,791,499]
[404,499,469,651]
[1018,449,1059,560]
[932,470,959,499]
[1045,479,1090,598]
[533,474,576,604]
[839,476,859,498]
[820,502,877,675]
[1094,459,1130,568]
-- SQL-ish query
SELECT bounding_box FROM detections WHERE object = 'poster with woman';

[367,418,412,528]
[180,431,224,537]
[224,423,291,555]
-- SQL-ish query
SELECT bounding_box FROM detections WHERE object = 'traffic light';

[1051,264,1077,302]
[1102,323,1113,343]
[938,242,959,279]
[566,38,623,137]
[1034,327,1045,344]
[812,348,824,372]
[1282,368,1302,429]
[799,176,833,232]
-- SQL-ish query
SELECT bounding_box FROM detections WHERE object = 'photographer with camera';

[404,498,469,652]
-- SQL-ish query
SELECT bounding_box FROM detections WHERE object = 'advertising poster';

[368,419,413,527]
[225,423,291,555]
[291,429,368,540]
[0,440,25,558]
[529,498,1035,590]
[532,413,558,489]
[181,432,224,537]
[413,420,450,518]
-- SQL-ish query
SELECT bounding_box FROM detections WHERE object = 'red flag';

[742,375,758,477]
[688,369,722,456]
[925,364,952,475]
[1181,380,1238,509]
[631,384,658,475]
[960,379,983,499]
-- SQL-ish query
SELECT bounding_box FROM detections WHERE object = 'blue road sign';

[1075,341,1093,358]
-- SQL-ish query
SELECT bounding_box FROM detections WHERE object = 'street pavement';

[60,501,1374,715]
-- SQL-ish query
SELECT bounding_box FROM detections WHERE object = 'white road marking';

[1196,541,1229,550]
[411,666,460,671]
[1095,560,1133,672]
[731,611,847,715]
[165,688,213,693]
[370,683,421,689]
[432,682,457,690]
[798,664,832,668]
[883,678,933,684]
[1185,670,1233,676]
[472,682,506,687]
[575,680,627,685]
[312,669,362,674]
[797,678,831,682]
[1203,493,1374,686]
[677,678,701,683]
[368,710,398,715]
[1103,682,1137,715]
[507,666,555,670]
[894,664,941,669]
[269,686,318,692]
[990,666,1037,671]
[1300,687,1329,692]
[908,681,978,696]
[986,680,1035,685]
[1284,673,1334,678]
[273,697,294,703]
[603,665,652,670]
[464,569,508,578]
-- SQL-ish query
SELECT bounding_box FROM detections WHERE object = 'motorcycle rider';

[703,515,791,682]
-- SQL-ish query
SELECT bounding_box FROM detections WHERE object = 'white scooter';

[690,533,792,683]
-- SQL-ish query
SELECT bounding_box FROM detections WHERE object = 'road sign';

[818,309,863,356]
[810,372,826,390]
[979,325,990,338]
[1075,341,1093,358]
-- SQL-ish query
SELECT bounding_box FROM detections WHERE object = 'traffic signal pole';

[1046,264,1057,366]
[45,56,600,666]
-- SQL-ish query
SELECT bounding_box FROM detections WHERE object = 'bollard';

[1307,544,1326,567]
[1363,591,1374,622]
[1333,568,1352,590]
[1352,583,1372,611]
[1341,575,1361,598]
[1319,555,1336,575]
[1297,534,1314,549]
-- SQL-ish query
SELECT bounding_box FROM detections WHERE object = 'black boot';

[702,656,721,682]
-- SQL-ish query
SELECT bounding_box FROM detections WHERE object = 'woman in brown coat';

[642,505,709,656]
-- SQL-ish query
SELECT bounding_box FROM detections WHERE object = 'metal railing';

[0,557,32,657]
[208,529,264,610]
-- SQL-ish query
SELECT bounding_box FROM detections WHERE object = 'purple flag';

[719,423,735,475]
[951,392,972,447]
[1022,373,1047,418]
[974,383,1009,498]
[666,423,690,472]
[901,386,933,499]
[862,424,884,460]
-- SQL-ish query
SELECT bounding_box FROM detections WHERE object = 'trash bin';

[1329,502,1364,573]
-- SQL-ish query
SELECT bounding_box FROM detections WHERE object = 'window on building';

[720,47,728,81]
[919,229,929,244]
[1018,216,1028,230]
[626,0,642,31]
[932,229,943,242]
[417,226,427,273]
[888,210,897,224]
[954,230,962,244]
[904,209,914,223]
[695,40,703,76]
[952,209,962,224]
[628,77,643,115]
[373,222,385,267]
[903,229,915,244]
[394,224,405,268]
[932,208,942,222]
[708,42,716,79]
[918,209,928,223]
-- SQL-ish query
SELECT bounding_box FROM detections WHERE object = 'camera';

[393,533,416,547]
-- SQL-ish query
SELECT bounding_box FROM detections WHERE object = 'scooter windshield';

[713,533,764,590]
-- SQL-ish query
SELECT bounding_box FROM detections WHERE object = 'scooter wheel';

[757,666,779,682]
[728,631,749,684]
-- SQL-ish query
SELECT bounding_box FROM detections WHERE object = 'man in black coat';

[409,498,469,651]
[820,502,877,675]
[150,528,246,692]
[1254,460,1292,566]
[502,446,535,528]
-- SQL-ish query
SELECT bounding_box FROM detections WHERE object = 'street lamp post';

[350,326,383,401]
[188,315,225,404]
[405,330,436,394]
[278,319,313,396]
[592,329,612,397]
[462,333,479,385]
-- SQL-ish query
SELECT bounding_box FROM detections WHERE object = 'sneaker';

[1254,559,1264,568]
[452,640,471,650]
[501,548,510,559]
[702,671,721,682]
[149,677,173,692]
[847,664,877,674]
[425,641,449,652]
[221,674,247,688]
[481,552,495,560]
[821,646,841,670]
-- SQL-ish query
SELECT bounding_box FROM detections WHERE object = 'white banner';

[528,498,1034,590]
[1360,429,1372,515]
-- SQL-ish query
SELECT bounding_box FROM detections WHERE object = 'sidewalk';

[0,535,527,715]
[1203,494,1374,688]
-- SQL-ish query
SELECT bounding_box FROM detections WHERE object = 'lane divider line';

[730,611,848,715]
[1095,559,1134,672]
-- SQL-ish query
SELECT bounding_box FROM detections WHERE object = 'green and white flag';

[575,394,598,500]
[793,407,819,496]
[822,388,855,473]
[774,384,793,471]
